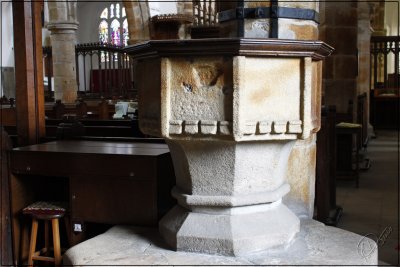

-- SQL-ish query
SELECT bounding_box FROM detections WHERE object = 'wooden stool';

[23,201,67,266]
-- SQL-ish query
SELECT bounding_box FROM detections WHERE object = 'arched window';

[98,3,129,46]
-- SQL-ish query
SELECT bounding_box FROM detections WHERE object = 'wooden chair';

[53,100,65,119]
[75,99,88,119]
[23,201,67,266]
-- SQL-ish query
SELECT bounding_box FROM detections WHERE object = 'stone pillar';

[47,1,78,104]
[370,2,386,36]
[126,39,333,256]
[177,0,193,15]
[123,1,150,44]
[357,2,373,124]
[320,1,358,115]
[177,0,193,39]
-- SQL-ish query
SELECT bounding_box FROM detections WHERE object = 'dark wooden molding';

[125,38,334,61]
[1,127,13,266]
[12,0,45,146]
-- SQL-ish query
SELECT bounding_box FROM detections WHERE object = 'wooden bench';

[315,106,342,226]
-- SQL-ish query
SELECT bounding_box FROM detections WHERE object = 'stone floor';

[64,219,377,266]
[336,130,399,265]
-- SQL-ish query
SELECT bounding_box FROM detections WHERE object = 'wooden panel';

[12,0,45,146]
[10,174,35,266]
[11,151,161,178]
[1,127,13,266]
[0,107,17,126]
[70,175,157,225]
[33,0,45,139]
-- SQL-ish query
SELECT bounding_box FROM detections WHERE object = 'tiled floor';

[336,130,399,265]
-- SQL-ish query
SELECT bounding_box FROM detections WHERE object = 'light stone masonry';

[47,1,79,104]
[125,38,337,257]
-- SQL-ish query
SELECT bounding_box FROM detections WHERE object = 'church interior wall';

[384,1,399,76]
[384,0,399,36]
[76,1,116,44]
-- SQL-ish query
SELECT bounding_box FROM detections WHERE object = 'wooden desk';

[10,141,176,265]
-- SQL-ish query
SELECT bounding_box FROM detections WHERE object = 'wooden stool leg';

[44,220,49,254]
[28,218,38,266]
[51,219,62,266]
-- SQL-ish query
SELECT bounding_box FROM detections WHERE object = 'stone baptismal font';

[64,0,378,265]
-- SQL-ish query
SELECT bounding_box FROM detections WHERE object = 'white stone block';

[273,121,288,134]
[219,121,231,135]
[258,121,272,134]
[169,120,183,135]
[244,121,257,135]
[200,120,217,135]
[288,120,303,133]
[184,120,199,134]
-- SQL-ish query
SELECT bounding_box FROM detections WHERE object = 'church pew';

[45,118,143,139]
[315,106,342,226]
[45,100,116,120]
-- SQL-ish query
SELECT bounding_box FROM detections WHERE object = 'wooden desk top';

[13,140,169,156]
[11,140,171,177]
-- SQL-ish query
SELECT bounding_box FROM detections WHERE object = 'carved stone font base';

[160,140,299,255]
[125,38,335,256]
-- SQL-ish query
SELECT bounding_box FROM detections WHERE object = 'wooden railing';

[192,0,217,26]
[42,43,135,101]
[370,35,399,90]
[370,36,399,129]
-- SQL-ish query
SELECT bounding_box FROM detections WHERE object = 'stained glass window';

[116,4,120,18]
[123,19,128,46]
[110,4,114,18]
[111,19,121,45]
[98,3,129,46]
[100,8,108,19]
[99,20,108,43]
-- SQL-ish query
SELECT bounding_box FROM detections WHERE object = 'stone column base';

[160,202,299,256]
[161,140,300,256]
[63,219,378,265]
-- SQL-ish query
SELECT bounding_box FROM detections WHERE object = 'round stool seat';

[23,201,67,220]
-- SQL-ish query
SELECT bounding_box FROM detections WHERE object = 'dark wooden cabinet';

[9,141,176,265]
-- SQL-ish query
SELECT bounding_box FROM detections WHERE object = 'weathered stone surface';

[137,54,322,142]
[334,55,358,79]
[166,140,294,197]
[220,1,319,39]
[47,2,78,104]
[284,135,317,217]
[63,219,378,265]
[127,39,333,256]
[243,19,318,40]
[160,203,299,256]
[279,20,318,40]
[324,27,358,55]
